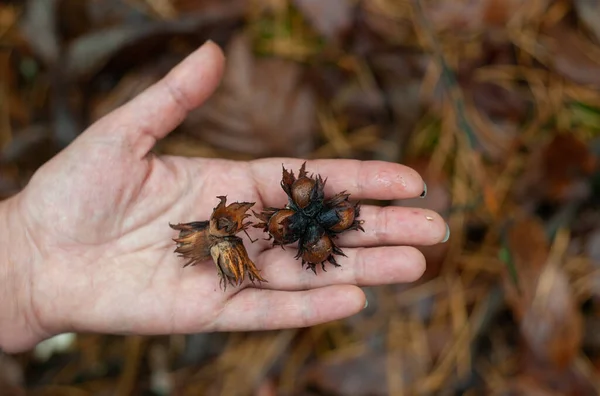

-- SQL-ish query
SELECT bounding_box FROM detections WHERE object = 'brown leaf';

[504,216,583,369]
[574,0,600,44]
[181,33,317,157]
[470,81,530,124]
[422,0,526,35]
[520,260,583,369]
[292,0,354,42]
[514,133,597,206]
[303,352,388,396]
[541,134,597,201]
[539,21,600,88]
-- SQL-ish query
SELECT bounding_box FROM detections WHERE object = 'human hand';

[0,41,449,353]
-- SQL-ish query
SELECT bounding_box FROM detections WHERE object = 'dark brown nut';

[301,233,333,264]
[291,177,316,209]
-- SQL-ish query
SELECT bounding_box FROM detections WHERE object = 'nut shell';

[268,209,297,243]
[301,234,333,264]
[329,200,356,232]
[291,177,316,209]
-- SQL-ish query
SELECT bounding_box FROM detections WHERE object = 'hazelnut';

[291,177,316,209]
[301,233,333,264]
[267,209,298,244]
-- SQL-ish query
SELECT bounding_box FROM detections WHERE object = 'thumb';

[85,40,225,158]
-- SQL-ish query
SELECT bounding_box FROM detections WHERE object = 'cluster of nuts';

[253,162,364,273]
[170,162,364,290]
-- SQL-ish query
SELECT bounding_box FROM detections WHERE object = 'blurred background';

[1,0,600,394]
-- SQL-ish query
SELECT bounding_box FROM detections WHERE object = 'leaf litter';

[2,0,600,394]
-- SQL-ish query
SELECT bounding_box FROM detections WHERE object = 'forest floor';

[1,0,600,395]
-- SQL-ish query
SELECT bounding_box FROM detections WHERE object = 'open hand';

[0,41,448,353]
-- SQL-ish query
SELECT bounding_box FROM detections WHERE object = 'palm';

[11,42,447,344]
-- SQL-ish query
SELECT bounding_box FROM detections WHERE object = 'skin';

[0,41,448,354]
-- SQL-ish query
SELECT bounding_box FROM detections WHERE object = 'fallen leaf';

[303,352,388,396]
[541,134,597,201]
[470,81,530,124]
[422,0,526,35]
[181,33,317,157]
[513,133,597,207]
[293,0,354,42]
[520,260,583,369]
[503,216,583,370]
[574,0,600,44]
[359,1,414,47]
[539,21,600,88]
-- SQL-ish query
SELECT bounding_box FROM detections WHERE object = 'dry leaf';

[574,0,600,44]
[181,33,317,157]
[422,0,526,35]
[520,261,583,369]
[293,0,354,42]
[504,216,583,369]
[514,133,597,207]
[303,352,388,396]
[539,21,600,88]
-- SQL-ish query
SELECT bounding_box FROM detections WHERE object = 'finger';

[253,245,426,291]
[249,158,426,206]
[209,285,366,331]
[89,41,225,158]
[333,205,449,247]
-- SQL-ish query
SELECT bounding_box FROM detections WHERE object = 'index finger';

[248,158,426,207]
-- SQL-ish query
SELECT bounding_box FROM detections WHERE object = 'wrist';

[0,195,50,353]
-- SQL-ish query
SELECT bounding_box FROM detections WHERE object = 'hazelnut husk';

[170,196,266,290]
[254,162,364,273]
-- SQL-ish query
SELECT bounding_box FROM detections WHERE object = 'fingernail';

[363,299,369,309]
[420,182,427,198]
[442,223,450,243]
